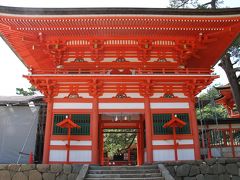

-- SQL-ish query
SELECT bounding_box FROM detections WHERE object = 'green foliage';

[198,86,219,100]
[16,86,37,96]
[197,86,228,119]
[104,129,136,158]
[197,104,228,119]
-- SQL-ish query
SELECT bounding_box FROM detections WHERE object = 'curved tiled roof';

[0,6,240,15]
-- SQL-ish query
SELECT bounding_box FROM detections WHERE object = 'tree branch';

[201,1,212,7]
[198,0,217,9]
[120,134,136,153]
[234,67,240,72]
[233,59,240,65]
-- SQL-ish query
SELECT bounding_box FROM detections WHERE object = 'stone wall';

[0,164,82,180]
[162,158,240,180]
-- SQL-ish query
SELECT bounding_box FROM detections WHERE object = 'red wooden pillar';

[43,98,53,164]
[173,126,178,161]
[144,96,153,163]
[92,97,99,164]
[137,128,140,165]
[100,124,104,166]
[137,118,144,165]
[67,127,71,163]
[206,125,212,159]
[128,148,131,165]
[189,100,201,160]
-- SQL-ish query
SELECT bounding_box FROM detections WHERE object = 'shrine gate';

[0,6,239,164]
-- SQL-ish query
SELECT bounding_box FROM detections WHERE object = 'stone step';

[90,165,158,170]
[84,177,164,180]
[88,169,160,174]
[86,173,162,178]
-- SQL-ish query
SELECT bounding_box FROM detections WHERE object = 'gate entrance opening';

[99,113,145,166]
[103,129,138,166]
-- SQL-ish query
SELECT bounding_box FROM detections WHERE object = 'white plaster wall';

[235,147,240,157]
[69,150,92,162]
[221,147,234,157]
[151,93,187,98]
[152,140,174,146]
[99,93,116,98]
[150,102,189,109]
[152,140,193,146]
[211,148,223,157]
[49,150,67,162]
[54,93,69,98]
[231,124,240,128]
[173,93,187,98]
[151,93,164,98]
[126,93,143,98]
[50,140,92,146]
[208,124,229,129]
[99,103,144,109]
[53,103,92,109]
[177,139,193,145]
[153,149,175,161]
[102,58,139,62]
[144,150,147,163]
[79,93,92,98]
[99,93,143,98]
[211,147,235,158]
[177,149,195,160]
[54,93,92,98]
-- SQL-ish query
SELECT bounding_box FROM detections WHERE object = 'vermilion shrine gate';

[0,6,240,165]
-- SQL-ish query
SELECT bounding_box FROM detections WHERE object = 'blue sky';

[0,0,239,95]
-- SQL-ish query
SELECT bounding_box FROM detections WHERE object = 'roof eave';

[0,6,240,16]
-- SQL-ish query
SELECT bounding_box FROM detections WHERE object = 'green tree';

[16,86,37,96]
[197,86,228,119]
[104,129,136,158]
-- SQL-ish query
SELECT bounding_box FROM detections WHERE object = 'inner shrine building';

[0,6,240,165]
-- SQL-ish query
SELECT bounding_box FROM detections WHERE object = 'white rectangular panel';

[150,102,189,109]
[50,140,92,146]
[54,93,69,98]
[221,147,233,157]
[208,124,229,129]
[235,147,240,157]
[69,150,92,162]
[177,139,193,145]
[99,93,116,98]
[173,93,187,98]
[144,150,147,163]
[49,150,67,162]
[231,124,240,128]
[50,140,66,146]
[99,103,144,109]
[126,93,143,98]
[70,140,92,146]
[177,149,195,160]
[78,93,92,98]
[53,103,92,109]
[153,149,175,161]
[54,93,92,98]
[211,148,221,157]
[152,140,174,146]
[151,93,164,98]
